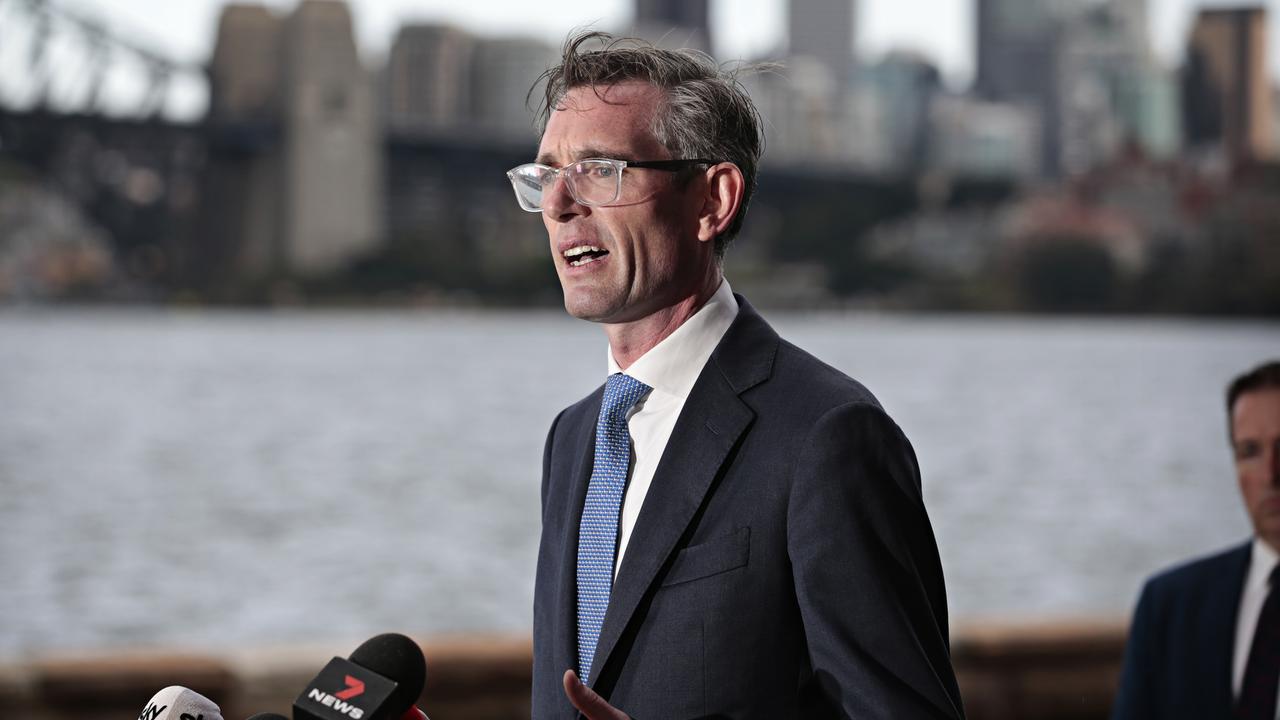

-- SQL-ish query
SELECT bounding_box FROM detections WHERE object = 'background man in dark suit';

[1113,360,1280,720]
[506,32,964,719]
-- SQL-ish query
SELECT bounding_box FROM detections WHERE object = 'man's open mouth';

[564,245,609,267]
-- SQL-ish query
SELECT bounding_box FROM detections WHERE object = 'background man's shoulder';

[1140,541,1251,602]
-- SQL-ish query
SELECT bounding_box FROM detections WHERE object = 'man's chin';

[561,286,623,323]
[563,297,615,323]
[1256,516,1280,552]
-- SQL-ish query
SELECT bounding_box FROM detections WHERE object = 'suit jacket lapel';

[587,297,778,686]
[556,390,603,687]
[1204,542,1252,710]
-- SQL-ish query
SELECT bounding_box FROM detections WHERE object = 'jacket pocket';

[660,527,750,587]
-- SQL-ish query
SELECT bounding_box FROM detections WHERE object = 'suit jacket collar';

[568,295,779,686]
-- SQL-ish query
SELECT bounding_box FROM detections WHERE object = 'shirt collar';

[1248,537,1280,593]
[606,279,739,400]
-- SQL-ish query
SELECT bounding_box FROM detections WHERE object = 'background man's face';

[536,82,709,324]
[1234,387,1280,550]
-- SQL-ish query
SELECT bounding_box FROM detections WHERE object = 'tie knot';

[601,373,651,421]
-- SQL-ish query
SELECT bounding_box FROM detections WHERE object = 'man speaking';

[507,32,964,719]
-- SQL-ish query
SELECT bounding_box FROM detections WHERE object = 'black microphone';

[293,633,427,720]
[136,685,225,720]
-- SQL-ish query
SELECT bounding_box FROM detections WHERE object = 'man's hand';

[563,669,630,720]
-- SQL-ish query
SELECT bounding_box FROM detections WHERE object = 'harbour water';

[1,307,1276,659]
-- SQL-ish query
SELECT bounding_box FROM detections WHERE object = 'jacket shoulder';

[1141,542,1251,600]
[713,295,883,415]
[773,337,881,408]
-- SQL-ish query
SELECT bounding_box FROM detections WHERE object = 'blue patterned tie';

[576,372,651,684]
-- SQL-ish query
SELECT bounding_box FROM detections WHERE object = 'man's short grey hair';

[532,31,765,257]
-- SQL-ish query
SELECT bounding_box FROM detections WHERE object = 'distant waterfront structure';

[788,0,856,85]
[384,24,474,135]
[207,0,382,281]
[1273,87,1280,149]
[1127,65,1182,160]
[928,93,1041,180]
[208,5,282,123]
[632,0,712,54]
[743,0,892,172]
[1112,0,1151,60]
[470,37,558,142]
[864,51,942,175]
[383,26,552,142]
[207,4,286,280]
[1056,1,1156,174]
[744,58,891,172]
[1182,6,1274,166]
[742,60,838,163]
[975,0,1062,176]
[281,1,382,276]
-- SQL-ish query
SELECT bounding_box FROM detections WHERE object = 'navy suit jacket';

[1112,541,1253,720]
[531,297,965,719]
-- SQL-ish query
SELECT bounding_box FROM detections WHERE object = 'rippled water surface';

[1,307,1276,658]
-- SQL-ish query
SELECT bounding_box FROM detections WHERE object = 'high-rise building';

[788,0,856,85]
[863,51,941,174]
[206,0,382,280]
[206,4,287,280]
[208,4,282,122]
[633,0,712,54]
[1182,7,1273,164]
[1126,64,1181,161]
[928,93,1041,179]
[1273,87,1280,152]
[1110,0,1150,59]
[1056,1,1150,174]
[742,57,890,171]
[975,0,1062,175]
[470,36,558,142]
[384,24,474,134]
[976,0,1060,100]
[280,0,382,276]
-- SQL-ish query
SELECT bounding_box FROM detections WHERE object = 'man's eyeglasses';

[506,158,716,212]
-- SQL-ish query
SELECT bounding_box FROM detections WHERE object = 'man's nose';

[542,174,585,220]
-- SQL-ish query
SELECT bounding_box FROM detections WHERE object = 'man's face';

[536,82,711,324]
[1234,387,1280,550]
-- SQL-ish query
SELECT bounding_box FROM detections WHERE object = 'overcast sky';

[2,0,1278,118]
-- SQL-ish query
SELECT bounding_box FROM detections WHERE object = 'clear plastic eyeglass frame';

[506,157,716,212]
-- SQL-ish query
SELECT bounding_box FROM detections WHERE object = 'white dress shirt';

[1233,537,1280,713]
[606,279,739,576]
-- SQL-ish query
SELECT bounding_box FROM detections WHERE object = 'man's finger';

[562,669,629,720]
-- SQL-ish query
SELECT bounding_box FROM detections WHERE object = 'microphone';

[293,633,428,720]
[137,686,224,720]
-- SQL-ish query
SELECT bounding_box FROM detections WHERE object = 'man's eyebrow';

[535,147,635,166]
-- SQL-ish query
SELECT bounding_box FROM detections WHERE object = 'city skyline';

[9,0,1277,120]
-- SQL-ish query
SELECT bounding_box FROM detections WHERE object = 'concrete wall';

[0,621,1127,719]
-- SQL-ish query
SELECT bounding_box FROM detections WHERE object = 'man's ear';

[697,163,745,244]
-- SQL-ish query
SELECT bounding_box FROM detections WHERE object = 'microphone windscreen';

[349,633,426,714]
[138,685,224,720]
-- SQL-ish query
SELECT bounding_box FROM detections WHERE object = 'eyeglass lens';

[511,160,621,210]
